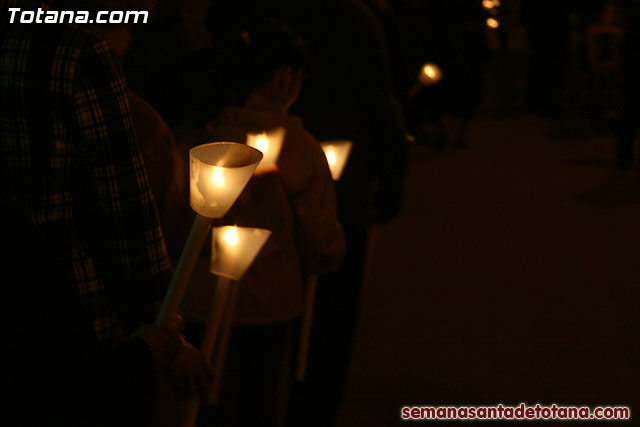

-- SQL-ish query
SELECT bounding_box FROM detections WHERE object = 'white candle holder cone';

[190,142,263,218]
[210,226,272,281]
[246,127,286,173]
[319,140,353,181]
[156,143,262,326]
[181,226,272,425]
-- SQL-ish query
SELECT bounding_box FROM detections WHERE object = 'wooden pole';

[156,214,213,326]
[295,274,318,381]
[206,281,240,404]
[181,276,233,427]
[294,226,379,381]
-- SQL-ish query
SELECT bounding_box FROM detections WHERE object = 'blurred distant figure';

[439,0,488,148]
[361,0,413,107]
[408,0,488,148]
[585,0,623,129]
[521,0,572,118]
[616,0,640,171]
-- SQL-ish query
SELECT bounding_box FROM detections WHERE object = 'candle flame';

[423,65,436,78]
[326,149,337,166]
[224,227,239,246]
[211,167,225,186]
[256,133,269,153]
[486,17,499,29]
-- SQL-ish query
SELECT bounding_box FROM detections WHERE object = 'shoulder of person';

[129,92,169,131]
[283,118,325,160]
[61,24,113,53]
[65,25,124,73]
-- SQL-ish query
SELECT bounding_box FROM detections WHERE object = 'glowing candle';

[256,134,269,152]
[211,167,225,186]
[201,225,271,408]
[223,226,239,246]
[211,226,272,281]
[156,142,262,327]
[319,140,353,181]
[486,17,499,29]
[181,225,271,425]
[425,65,436,78]
[190,142,263,218]
[418,62,442,86]
[246,127,286,173]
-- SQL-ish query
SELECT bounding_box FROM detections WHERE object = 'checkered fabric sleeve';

[71,35,172,336]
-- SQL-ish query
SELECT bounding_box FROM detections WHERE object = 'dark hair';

[231,18,308,101]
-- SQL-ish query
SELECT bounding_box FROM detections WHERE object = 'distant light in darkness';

[482,0,501,9]
[486,17,500,29]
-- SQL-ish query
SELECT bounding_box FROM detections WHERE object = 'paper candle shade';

[320,140,353,181]
[418,62,443,86]
[246,127,286,173]
[190,142,263,218]
[210,226,272,281]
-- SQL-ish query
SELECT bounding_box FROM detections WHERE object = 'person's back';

[128,90,192,265]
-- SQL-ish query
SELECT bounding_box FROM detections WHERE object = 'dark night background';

[4,0,639,425]
[338,2,640,426]
[132,1,637,425]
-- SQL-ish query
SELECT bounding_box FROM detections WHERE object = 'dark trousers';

[287,224,369,427]
[616,79,640,170]
[195,321,292,427]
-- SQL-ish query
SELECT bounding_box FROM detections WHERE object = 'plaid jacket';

[1,3,171,345]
